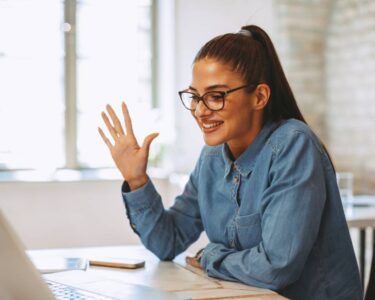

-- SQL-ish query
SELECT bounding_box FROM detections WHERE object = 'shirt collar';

[222,120,281,178]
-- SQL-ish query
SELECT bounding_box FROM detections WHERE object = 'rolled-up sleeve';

[201,131,327,290]
[123,154,204,261]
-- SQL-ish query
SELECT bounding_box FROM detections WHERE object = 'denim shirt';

[122,119,363,300]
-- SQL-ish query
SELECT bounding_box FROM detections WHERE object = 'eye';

[206,92,224,102]
[190,94,200,101]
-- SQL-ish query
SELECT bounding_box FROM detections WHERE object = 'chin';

[203,135,225,147]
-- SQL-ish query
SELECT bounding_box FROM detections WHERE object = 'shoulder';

[268,119,324,156]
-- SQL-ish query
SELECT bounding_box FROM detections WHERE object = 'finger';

[101,111,118,141]
[106,104,125,135]
[142,132,159,154]
[121,102,135,137]
[98,127,113,149]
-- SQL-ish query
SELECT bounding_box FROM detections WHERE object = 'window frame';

[0,0,177,180]
[64,0,156,170]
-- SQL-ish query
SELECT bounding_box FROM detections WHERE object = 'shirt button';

[233,176,239,183]
[131,223,136,230]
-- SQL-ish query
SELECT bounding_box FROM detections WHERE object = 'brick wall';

[326,0,375,194]
[274,0,375,194]
[274,0,332,142]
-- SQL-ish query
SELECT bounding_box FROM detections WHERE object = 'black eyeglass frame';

[178,84,257,112]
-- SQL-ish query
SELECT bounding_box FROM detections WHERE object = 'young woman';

[99,25,362,300]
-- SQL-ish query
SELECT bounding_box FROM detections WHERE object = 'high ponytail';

[241,25,306,124]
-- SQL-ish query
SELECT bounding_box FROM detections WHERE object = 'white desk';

[29,245,287,300]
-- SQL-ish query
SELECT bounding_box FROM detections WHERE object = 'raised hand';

[98,102,159,190]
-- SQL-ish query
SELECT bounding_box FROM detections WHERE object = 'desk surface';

[29,245,286,300]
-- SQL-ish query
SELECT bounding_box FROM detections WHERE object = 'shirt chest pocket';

[235,212,262,250]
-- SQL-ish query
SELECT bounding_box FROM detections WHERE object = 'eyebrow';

[188,84,230,92]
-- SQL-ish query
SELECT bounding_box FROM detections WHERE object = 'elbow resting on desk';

[201,242,306,291]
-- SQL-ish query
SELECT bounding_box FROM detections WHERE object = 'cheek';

[226,108,253,129]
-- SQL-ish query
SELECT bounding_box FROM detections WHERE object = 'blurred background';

[0,0,374,257]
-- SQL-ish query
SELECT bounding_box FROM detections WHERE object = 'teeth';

[202,122,222,129]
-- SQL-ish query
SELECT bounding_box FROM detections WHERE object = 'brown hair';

[193,25,306,124]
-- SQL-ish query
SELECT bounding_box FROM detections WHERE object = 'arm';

[98,102,204,261]
[122,157,204,261]
[200,131,326,290]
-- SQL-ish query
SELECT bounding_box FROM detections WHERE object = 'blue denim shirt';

[122,119,363,300]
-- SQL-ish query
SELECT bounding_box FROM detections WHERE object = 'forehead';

[191,58,243,89]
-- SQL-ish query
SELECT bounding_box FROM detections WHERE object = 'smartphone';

[89,257,145,269]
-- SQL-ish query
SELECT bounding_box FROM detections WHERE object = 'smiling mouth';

[202,121,223,129]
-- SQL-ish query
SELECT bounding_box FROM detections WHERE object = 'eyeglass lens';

[180,91,224,111]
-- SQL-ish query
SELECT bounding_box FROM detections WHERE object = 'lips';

[201,121,224,133]
[202,121,223,129]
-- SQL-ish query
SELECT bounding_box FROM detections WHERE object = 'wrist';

[127,175,149,191]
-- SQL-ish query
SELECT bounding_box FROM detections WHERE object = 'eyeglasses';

[178,84,256,112]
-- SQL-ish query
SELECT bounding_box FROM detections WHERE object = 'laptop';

[0,210,185,300]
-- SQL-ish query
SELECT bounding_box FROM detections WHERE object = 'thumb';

[142,132,159,154]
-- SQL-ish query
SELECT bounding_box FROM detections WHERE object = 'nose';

[194,100,211,118]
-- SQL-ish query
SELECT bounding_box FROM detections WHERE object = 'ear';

[253,84,270,110]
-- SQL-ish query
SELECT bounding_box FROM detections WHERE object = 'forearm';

[127,196,178,260]
[123,179,203,260]
[201,242,302,290]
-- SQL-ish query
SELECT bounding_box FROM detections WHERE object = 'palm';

[111,135,146,177]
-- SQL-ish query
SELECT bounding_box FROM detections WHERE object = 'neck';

[227,114,264,160]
